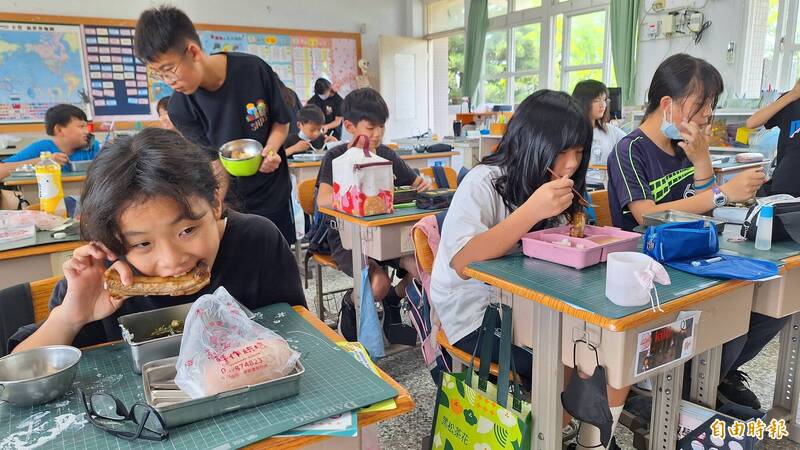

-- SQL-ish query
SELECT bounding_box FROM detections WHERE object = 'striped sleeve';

[607,135,653,209]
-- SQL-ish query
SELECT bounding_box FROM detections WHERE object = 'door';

[378,35,429,141]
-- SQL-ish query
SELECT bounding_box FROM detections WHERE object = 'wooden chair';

[419,166,458,189]
[411,224,499,377]
[590,189,613,227]
[0,276,61,356]
[297,178,347,324]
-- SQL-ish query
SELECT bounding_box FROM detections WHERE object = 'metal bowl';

[219,139,264,177]
[0,345,82,406]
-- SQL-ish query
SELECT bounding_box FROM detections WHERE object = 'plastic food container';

[521,225,641,269]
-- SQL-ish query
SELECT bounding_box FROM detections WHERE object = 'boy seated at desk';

[0,104,100,175]
[608,54,783,417]
[315,87,430,345]
[283,104,336,157]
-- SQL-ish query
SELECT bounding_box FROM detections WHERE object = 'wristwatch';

[712,185,727,207]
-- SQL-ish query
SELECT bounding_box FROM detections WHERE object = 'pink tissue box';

[521,225,641,269]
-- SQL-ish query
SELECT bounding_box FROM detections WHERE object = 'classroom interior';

[0,0,799,449]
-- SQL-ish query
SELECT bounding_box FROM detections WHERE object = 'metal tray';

[69,160,92,172]
[118,302,254,373]
[642,210,725,234]
[141,356,304,428]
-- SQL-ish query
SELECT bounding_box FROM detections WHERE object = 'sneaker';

[718,370,761,410]
[565,436,620,450]
[562,420,579,442]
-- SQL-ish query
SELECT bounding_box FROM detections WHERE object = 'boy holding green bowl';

[134,6,296,245]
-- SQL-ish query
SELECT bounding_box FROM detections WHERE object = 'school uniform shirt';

[6,210,306,352]
[284,133,326,154]
[765,92,800,165]
[429,164,514,345]
[315,143,418,265]
[586,124,627,186]
[307,93,343,139]
[2,139,101,172]
[607,129,696,231]
[168,52,293,219]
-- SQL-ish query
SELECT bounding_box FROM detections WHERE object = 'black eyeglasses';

[79,389,169,441]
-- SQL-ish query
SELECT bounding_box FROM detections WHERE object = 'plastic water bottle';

[35,152,66,216]
[755,205,774,251]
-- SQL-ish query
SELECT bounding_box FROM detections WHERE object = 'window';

[481,23,542,105]
[448,34,465,105]
[489,0,509,18]
[427,0,466,34]
[553,10,608,93]
[514,0,542,11]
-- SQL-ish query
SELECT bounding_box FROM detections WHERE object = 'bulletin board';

[0,12,361,133]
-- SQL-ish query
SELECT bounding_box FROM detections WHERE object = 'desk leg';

[527,296,563,450]
[351,224,365,334]
[771,312,800,442]
[649,364,683,450]
[689,346,721,408]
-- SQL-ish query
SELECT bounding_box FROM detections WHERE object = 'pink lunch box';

[521,225,642,269]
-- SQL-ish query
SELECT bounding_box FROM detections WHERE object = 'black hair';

[342,88,389,125]
[314,78,332,96]
[482,90,592,224]
[44,104,88,136]
[79,128,218,256]
[156,96,171,114]
[297,104,325,125]
[643,53,723,121]
[572,79,609,131]
[277,79,298,111]
[134,6,201,63]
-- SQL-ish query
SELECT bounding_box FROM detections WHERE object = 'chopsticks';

[545,167,597,208]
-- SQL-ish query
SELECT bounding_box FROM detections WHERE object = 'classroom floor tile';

[301,265,800,449]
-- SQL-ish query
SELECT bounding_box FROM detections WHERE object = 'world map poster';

[0,22,89,123]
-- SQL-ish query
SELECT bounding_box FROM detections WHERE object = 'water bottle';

[755,204,774,251]
[35,152,66,216]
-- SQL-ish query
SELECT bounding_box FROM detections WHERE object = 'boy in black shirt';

[316,88,430,343]
[284,105,336,157]
[134,6,296,245]
[9,129,305,353]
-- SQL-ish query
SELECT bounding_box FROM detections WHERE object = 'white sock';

[575,405,624,450]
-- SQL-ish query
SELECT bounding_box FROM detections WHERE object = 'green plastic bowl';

[219,139,263,177]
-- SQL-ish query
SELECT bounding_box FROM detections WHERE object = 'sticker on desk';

[400,225,414,253]
[635,311,700,377]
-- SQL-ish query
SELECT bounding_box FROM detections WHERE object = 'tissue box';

[331,140,394,217]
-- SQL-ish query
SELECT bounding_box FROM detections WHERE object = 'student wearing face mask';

[283,105,336,156]
[608,53,782,418]
[307,78,343,139]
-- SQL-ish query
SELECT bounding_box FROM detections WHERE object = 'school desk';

[287,151,457,185]
[463,253,756,450]
[719,231,800,442]
[318,205,444,335]
[0,231,82,288]
[0,305,413,450]
[1,171,87,201]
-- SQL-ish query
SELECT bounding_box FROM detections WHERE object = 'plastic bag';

[175,287,301,398]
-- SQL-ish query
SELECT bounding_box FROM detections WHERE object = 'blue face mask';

[661,103,683,140]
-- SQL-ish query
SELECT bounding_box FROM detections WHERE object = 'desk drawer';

[751,269,800,318]
[550,284,754,389]
[338,220,414,261]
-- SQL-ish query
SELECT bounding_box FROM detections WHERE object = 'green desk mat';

[0,230,80,253]
[719,237,800,263]
[469,253,722,319]
[353,205,446,223]
[0,303,397,449]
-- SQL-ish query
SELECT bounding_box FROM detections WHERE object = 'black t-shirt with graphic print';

[168,52,292,215]
[607,129,699,231]
[765,92,800,165]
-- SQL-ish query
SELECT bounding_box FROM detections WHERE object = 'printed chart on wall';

[83,25,154,121]
[199,30,358,103]
[0,22,89,123]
